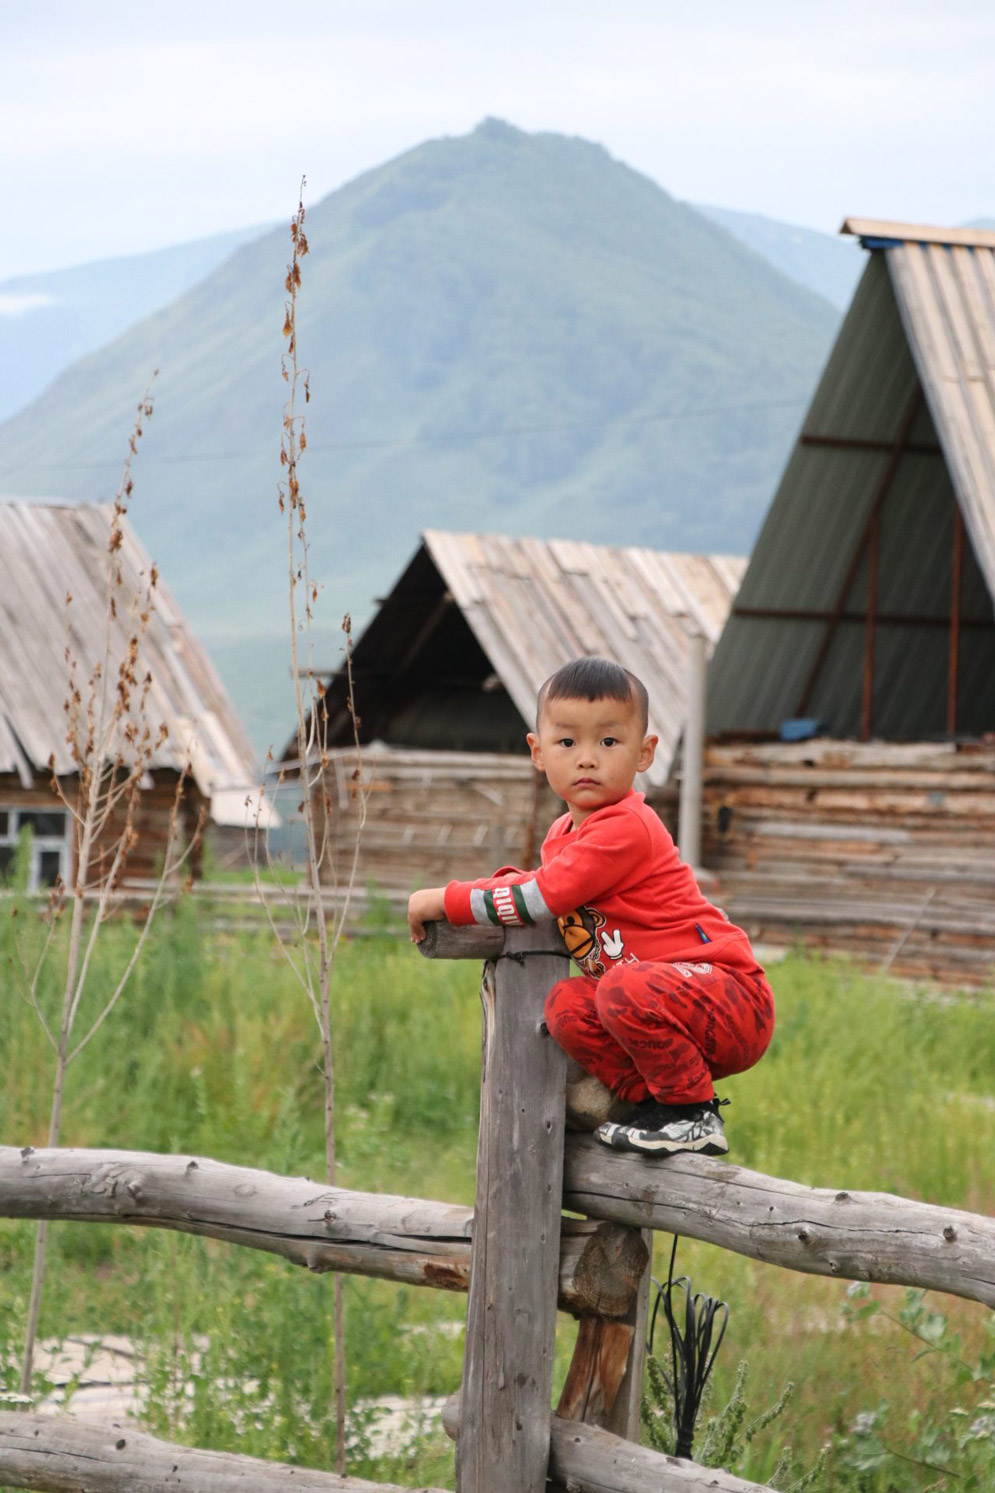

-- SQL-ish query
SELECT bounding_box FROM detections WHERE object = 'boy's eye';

[557,737,574,748]
[601,737,618,747]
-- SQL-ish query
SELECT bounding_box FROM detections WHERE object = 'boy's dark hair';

[537,657,649,733]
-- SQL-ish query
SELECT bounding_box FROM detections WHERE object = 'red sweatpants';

[545,960,775,1106]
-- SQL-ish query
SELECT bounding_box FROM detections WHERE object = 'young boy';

[407,657,774,1157]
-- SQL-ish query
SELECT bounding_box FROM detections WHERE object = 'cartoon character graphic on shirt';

[558,905,634,978]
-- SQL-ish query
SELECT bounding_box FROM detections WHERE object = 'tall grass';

[2,904,994,1486]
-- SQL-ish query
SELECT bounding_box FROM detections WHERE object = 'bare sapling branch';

[251,179,369,1477]
[16,376,203,1398]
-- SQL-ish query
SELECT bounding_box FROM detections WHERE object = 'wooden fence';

[2,921,995,1492]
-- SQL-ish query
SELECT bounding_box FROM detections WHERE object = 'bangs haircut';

[537,657,649,733]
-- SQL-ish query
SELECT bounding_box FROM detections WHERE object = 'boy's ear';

[638,734,659,773]
[527,731,544,770]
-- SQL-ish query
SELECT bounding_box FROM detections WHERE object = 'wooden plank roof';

[0,502,257,812]
[422,531,746,787]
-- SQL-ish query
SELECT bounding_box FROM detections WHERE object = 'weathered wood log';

[417,920,505,960]
[0,1148,643,1319]
[440,1398,777,1492]
[0,1412,446,1492]
[556,1318,635,1424]
[558,1060,654,1440]
[598,1228,652,1442]
[548,1414,787,1492]
[458,925,570,1493]
[564,1133,995,1307]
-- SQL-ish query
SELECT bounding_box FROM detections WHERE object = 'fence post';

[455,921,570,1493]
[678,629,706,870]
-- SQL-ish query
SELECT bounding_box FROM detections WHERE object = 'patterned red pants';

[545,960,775,1106]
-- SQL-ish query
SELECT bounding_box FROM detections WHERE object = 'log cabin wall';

[316,748,559,897]
[91,770,206,887]
[703,739,995,981]
[0,504,258,891]
[315,746,677,898]
[0,771,205,894]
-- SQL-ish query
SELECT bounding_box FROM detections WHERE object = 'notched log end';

[571,1222,650,1318]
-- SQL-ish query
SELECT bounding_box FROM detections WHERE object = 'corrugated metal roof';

[707,220,995,742]
[0,502,257,811]
[422,531,746,786]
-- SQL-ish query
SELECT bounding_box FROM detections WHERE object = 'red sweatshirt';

[443,790,759,979]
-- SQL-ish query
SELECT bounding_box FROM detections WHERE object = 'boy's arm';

[407,867,524,943]
[444,814,650,930]
[408,887,446,943]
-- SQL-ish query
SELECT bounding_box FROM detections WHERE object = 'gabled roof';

[707,219,995,742]
[842,218,995,589]
[0,502,257,811]
[321,530,746,787]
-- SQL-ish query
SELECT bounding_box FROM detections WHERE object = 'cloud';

[0,292,59,317]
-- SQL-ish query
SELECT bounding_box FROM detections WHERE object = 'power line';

[0,395,808,474]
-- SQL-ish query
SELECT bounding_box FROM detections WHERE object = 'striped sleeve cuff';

[468,878,551,928]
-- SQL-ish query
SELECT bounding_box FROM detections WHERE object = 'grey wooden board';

[457,925,570,1493]
[0,502,254,798]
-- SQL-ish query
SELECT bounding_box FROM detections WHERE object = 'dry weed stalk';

[254,182,368,1475]
[15,385,203,1397]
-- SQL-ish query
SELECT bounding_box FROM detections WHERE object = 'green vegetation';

[0,121,840,757]
[2,902,994,1488]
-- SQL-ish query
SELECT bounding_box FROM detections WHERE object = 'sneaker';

[595,1097,729,1156]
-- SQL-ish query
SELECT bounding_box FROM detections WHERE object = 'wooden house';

[703,219,995,980]
[0,502,263,891]
[306,530,745,897]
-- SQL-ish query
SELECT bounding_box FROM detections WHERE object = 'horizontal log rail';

[564,1133,995,1308]
[0,1147,645,1319]
[0,1412,445,1493]
[440,1396,776,1493]
[417,920,506,960]
[8,1136,994,1312]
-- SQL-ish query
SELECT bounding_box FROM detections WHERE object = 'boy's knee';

[594,966,629,1024]
[544,978,575,1038]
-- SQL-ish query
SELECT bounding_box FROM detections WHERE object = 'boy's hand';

[407,887,447,943]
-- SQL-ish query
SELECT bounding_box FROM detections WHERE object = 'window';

[0,806,69,891]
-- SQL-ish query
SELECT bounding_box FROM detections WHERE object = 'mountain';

[0,120,841,757]
[692,204,863,309]
[0,224,270,421]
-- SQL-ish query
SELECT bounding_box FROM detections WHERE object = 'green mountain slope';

[691,203,863,309]
[0,120,840,755]
[0,224,270,422]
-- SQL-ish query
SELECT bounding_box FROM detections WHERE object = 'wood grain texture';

[564,1133,995,1306]
[703,738,995,978]
[417,920,506,961]
[442,1399,777,1492]
[0,1412,446,1492]
[0,1148,642,1318]
[457,927,570,1493]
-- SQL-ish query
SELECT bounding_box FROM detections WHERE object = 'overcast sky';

[1,0,993,283]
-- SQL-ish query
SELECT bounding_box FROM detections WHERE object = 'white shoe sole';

[595,1122,728,1156]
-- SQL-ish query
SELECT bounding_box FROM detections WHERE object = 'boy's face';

[527,693,657,827]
